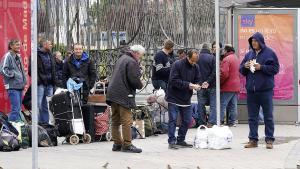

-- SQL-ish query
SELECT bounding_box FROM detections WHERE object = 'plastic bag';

[194,125,209,149]
[207,125,233,150]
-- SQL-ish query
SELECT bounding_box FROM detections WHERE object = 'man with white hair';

[106,45,145,153]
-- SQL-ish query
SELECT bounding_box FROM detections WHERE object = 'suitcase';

[51,92,82,137]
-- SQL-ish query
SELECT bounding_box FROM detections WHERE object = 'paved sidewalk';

[0,124,299,169]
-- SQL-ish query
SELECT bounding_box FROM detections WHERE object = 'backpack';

[132,106,156,137]
[27,125,53,147]
[11,121,29,149]
[0,112,19,136]
[39,123,59,146]
[0,128,20,152]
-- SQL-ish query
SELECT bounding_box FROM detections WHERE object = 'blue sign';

[241,15,255,27]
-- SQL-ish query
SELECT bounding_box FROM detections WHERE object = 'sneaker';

[112,144,122,151]
[266,141,273,149]
[244,140,258,148]
[168,144,180,150]
[121,145,142,153]
[176,141,193,148]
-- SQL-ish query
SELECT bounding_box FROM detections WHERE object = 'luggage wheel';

[69,135,80,145]
[83,134,92,144]
[106,132,112,141]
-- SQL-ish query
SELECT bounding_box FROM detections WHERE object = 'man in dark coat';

[166,49,201,150]
[240,32,279,149]
[63,43,97,104]
[196,43,216,127]
[152,39,175,91]
[106,45,144,153]
[37,39,57,123]
[53,51,64,88]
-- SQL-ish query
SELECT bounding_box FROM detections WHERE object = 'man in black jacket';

[166,49,201,149]
[106,45,144,153]
[152,39,174,91]
[53,51,64,88]
[63,43,97,104]
[196,43,216,127]
[37,39,57,123]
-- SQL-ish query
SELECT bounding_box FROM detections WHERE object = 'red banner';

[0,0,31,114]
[238,14,295,100]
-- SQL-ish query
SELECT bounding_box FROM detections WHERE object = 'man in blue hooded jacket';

[63,43,97,104]
[240,32,279,149]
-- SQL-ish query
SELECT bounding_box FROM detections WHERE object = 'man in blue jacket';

[166,49,201,149]
[37,39,57,123]
[240,32,279,149]
[196,43,216,127]
[152,39,174,91]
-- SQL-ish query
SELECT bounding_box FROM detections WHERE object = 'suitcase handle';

[92,81,106,95]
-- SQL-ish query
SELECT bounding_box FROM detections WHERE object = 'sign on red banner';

[0,0,31,114]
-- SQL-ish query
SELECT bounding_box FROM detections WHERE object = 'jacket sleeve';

[194,65,201,84]
[62,61,70,88]
[220,59,230,84]
[206,57,216,85]
[153,53,170,79]
[37,55,49,84]
[51,57,58,86]
[88,59,97,89]
[239,54,249,76]
[261,52,280,76]
[170,63,190,90]
[0,54,14,78]
[126,60,143,90]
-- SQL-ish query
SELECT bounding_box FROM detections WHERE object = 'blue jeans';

[152,80,167,92]
[38,85,53,123]
[197,88,216,125]
[7,89,23,122]
[247,90,275,142]
[220,92,238,125]
[168,103,192,144]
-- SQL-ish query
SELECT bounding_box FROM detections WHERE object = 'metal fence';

[37,0,228,80]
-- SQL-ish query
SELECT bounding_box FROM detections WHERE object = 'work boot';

[121,145,142,153]
[168,144,180,150]
[266,141,274,149]
[112,144,122,151]
[244,140,258,148]
[176,141,193,148]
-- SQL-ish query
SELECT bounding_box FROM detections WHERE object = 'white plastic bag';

[207,125,233,150]
[194,125,209,149]
[250,59,256,73]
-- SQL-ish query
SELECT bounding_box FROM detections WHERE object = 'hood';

[71,52,89,69]
[200,48,211,54]
[37,48,51,55]
[248,32,266,50]
[72,52,89,61]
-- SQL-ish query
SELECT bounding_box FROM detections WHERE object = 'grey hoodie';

[0,51,27,90]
